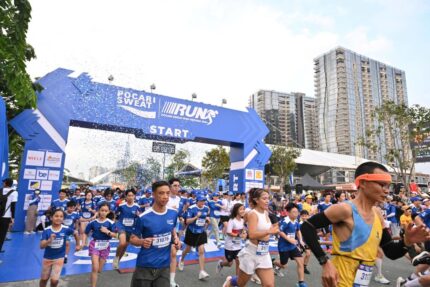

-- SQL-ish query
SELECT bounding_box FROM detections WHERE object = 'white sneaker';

[178,257,184,271]
[274,267,284,277]
[112,257,119,269]
[170,282,179,287]
[251,274,261,285]
[199,270,210,280]
[24,231,31,235]
[396,277,406,287]
[222,276,232,287]
[216,259,223,274]
[374,275,390,285]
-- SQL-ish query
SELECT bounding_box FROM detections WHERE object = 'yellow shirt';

[302,202,312,213]
[400,214,412,226]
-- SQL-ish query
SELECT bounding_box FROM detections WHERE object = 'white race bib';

[196,218,206,226]
[95,240,110,250]
[123,218,134,226]
[353,264,373,286]
[49,238,64,249]
[63,219,73,226]
[256,241,269,256]
[288,233,295,239]
[152,232,172,248]
[83,212,91,219]
[214,210,221,217]
[232,236,242,245]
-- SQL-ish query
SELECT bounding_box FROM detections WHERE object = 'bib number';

[63,219,73,226]
[232,236,242,245]
[353,264,373,286]
[256,241,269,256]
[196,218,206,226]
[214,210,221,217]
[123,218,134,226]
[49,238,64,249]
[83,212,91,219]
[95,240,109,250]
[153,232,172,248]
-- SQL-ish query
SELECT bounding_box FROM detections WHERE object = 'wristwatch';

[317,255,329,265]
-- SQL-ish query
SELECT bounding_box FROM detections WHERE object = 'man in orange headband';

[301,161,430,287]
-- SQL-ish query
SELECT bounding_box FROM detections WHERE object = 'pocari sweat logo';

[117,90,157,119]
[161,101,219,125]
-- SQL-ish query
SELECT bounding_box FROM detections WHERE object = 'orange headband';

[354,173,392,188]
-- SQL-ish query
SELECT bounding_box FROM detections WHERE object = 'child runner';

[299,210,312,275]
[79,190,97,246]
[82,202,118,287]
[63,201,80,264]
[50,189,70,211]
[39,209,81,287]
[217,203,247,276]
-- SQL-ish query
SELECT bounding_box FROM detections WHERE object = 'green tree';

[140,157,161,184]
[357,100,430,195]
[201,146,229,183]
[165,149,190,180]
[122,161,141,187]
[1,0,41,177]
[267,145,301,192]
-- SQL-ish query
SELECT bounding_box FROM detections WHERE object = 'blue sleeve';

[41,229,49,241]
[66,227,74,236]
[132,216,142,236]
[84,221,93,235]
[187,207,194,218]
[280,221,287,233]
[419,210,429,220]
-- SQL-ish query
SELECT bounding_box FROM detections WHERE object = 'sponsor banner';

[255,170,263,181]
[25,150,45,166]
[41,180,53,191]
[44,151,63,168]
[245,181,263,192]
[23,168,37,180]
[28,180,41,190]
[48,170,60,181]
[36,169,49,180]
[116,90,157,119]
[160,100,219,125]
[245,169,255,180]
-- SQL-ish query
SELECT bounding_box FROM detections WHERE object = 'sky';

[25,0,430,179]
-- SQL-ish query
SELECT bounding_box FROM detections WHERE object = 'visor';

[354,173,392,188]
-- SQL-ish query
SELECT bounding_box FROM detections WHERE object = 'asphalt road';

[0,255,415,287]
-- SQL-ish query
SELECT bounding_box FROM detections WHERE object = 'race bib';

[49,238,64,249]
[288,233,295,238]
[256,241,269,256]
[123,218,134,226]
[63,219,73,226]
[152,232,172,248]
[83,212,91,219]
[196,218,206,226]
[95,240,110,250]
[232,236,242,245]
[214,210,221,217]
[353,264,373,286]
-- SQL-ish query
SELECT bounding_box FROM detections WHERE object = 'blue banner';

[0,96,9,181]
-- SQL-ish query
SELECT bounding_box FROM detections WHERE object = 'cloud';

[344,26,392,59]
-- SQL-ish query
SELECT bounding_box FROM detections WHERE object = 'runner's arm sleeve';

[300,212,332,259]
[379,228,408,260]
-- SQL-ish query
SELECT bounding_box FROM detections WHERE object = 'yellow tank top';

[331,201,382,286]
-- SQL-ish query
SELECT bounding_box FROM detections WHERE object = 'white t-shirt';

[225,218,245,251]
[2,187,18,218]
[219,198,233,216]
[167,195,181,211]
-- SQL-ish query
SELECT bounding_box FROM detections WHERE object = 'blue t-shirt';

[133,207,178,269]
[117,203,140,232]
[41,225,74,259]
[278,217,300,252]
[318,202,332,213]
[85,219,116,240]
[186,204,209,234]
[419,209,430,228]
[80,199,96,219]
[51,198,69,211]
[93,195,103,205]
[63,211,80,227]
[208,200,222,218]
[97,198,117,212]
[386,203,398,223]
[138,197,153,213]
[70,196,81,204]
[29,194,40,206]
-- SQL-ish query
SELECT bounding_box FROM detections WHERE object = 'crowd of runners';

[4,161,430,286]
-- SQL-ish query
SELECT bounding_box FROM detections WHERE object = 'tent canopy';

[295,173,334,190]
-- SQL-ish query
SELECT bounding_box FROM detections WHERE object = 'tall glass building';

[314,46,408,161]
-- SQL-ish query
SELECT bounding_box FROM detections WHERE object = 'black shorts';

[184,229,207,247]
[425,241,430,252]
[279,247,302,265]
[225,249,240,262]
[131,267,169,287]
[220,216,230,224]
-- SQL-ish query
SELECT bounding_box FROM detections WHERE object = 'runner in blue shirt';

[50,189,70,211]
[93,190,103,206]
[138,189,153,213]
[97,190,117,213]
[208,192,223,247]
[83,202,118,287]
[178,195,211,280]
[113,189,139,269]
[78,191,96,245]
[272,203,308,287]
[39,209,81,287]
[318,193,332,250]
[130,181,180,287]
[63,201,80,264]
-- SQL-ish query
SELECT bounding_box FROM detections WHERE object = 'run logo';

[161,102,219,125]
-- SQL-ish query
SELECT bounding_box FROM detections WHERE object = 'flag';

[0,96,9,180]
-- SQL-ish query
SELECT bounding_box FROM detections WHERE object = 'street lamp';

[221,98,227,107]
[150,84,156,93]
[108,75,114,84]
[192,93,197,101]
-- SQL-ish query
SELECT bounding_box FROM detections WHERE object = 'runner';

[178,194,211,280]
[50,189,70,211]
[39,209,81,287]
[217,203,247,276]
[137,188,153,213]
[63,201,80,264]
[299,210,312,275]
[130,180,181,287]
[82,202,118,287]
[272,203,308,287]
[98,189,117,214]
[208,192,223,247]
[220,191,234,239]
[24,189,41,234]
[79,190,97,246]
[300,161,430,287]
[223,188,280,287]
[302,195,314,215]
[167,178,182,287]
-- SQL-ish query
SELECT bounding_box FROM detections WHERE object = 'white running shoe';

[274,266,284,277]
[216,259,223,274]
[396,277,407,287]
[178,257,184,271]
[24,231,31,235]
[112,257,119,269]
[374,275,390,285]
[222,276,232,287]
[199,270,210,280]
[170,282,179,287]
[251,274,261,285]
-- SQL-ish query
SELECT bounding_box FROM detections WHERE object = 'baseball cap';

[196,195,206,201]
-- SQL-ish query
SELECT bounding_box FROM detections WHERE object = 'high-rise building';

[249,90,319,149]
[89,166,108,180]
[314,46,408,161]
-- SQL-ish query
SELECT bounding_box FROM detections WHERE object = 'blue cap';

[227,191,234,196]
[411,197,421,202]
[196,195,206,201]
[212,192,220,197]
[145,188,152,194]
